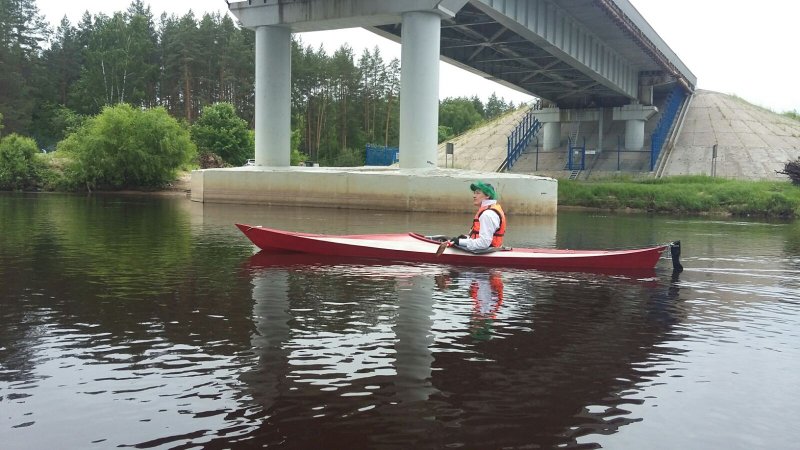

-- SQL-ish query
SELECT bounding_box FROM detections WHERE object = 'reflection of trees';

[0,194,255,385]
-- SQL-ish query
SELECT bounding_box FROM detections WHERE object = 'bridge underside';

[373,0,694,109]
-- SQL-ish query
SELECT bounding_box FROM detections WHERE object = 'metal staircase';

[565,110,585,177]
[650,85,690,171]
[568,110,582,148]
[500,107,542,172]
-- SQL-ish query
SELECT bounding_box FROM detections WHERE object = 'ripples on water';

[2,195,799,449]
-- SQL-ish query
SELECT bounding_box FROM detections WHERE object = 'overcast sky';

[35,0,800,113]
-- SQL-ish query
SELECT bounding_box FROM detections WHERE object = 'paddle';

[435,240,450,256]
[436,234,468,256]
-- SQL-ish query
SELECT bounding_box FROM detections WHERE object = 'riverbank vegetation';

[56,105,195,191]
[559,175,800,218]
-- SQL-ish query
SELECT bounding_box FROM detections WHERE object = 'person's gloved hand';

[450,234,467,245]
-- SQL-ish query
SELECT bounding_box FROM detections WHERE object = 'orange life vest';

[468,203,506,247]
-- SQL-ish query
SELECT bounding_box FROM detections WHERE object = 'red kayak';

[236,224,682,271]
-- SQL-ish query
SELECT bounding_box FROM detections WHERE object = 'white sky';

[36,0,800,112]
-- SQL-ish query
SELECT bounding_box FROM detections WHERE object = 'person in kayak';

[451,181,506,251]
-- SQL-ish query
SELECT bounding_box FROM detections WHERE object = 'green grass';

[558,175,800,218]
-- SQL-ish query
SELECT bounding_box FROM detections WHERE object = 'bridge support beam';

[613,104,657,150]
[399,11,441,169]
[254,25,291,167]
[534,108,562,151]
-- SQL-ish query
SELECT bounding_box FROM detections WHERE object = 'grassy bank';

[558,175,800,218]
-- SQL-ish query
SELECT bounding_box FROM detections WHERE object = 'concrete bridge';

[192,0,695,215]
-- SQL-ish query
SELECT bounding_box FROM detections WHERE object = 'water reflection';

[234,251,685,448]
[8,195,798,449]
[436,269,505,341]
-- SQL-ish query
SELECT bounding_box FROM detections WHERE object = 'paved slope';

[435,107,530,172]
[662,90,800,180]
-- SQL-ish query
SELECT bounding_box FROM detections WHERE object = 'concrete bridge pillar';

[399,11,441,169]
[625,119,645,151]
[533,108,562,150]
[613,104,657,151]
[543,122,562,151]
[254,25,291,167]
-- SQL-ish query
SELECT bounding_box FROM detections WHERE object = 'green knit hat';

[469,181,497,199]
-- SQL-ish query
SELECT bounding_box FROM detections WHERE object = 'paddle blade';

[435,241,449,256]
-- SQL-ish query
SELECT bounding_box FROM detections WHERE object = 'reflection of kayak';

[236,224,681,271]
[246,250,419,271]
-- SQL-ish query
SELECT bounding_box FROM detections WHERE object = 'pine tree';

[160,12,201,121]
[0,0,49,134]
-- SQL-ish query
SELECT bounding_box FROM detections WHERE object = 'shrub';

[290,129,304,165]
[0,133,44,190]
[777,158,800,185]
[329,147,365,167]
[199,152,228,169]
[192,103,252,166]
[438,125,454,144]
[57,104,196,190]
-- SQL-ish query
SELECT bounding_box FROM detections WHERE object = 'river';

[1,193,798,449]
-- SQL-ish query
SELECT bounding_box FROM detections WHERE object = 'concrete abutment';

[191,167,557,216]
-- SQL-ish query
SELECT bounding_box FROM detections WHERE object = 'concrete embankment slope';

[662,90,800,180]
[435,107,531,171]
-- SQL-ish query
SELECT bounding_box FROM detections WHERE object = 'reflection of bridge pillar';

[534,108,562,150]
[399,11,441,169]
[393,275,435,402]
[254,25,291,167]
[613,104,657,151]
[243,271,292,408]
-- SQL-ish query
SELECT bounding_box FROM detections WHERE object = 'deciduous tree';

[191,102,252,166]
[57,104,195,190]
[0,133,43,190]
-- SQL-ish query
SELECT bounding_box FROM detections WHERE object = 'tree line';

[1,0,519,168]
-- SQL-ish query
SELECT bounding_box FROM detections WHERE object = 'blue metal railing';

[505,108,542,171]
[650,85,688,170]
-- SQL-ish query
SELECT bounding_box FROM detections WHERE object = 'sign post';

[445,143,454,168]
[711,144,718,177]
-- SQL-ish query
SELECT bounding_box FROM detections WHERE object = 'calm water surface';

[1,193,799,449]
